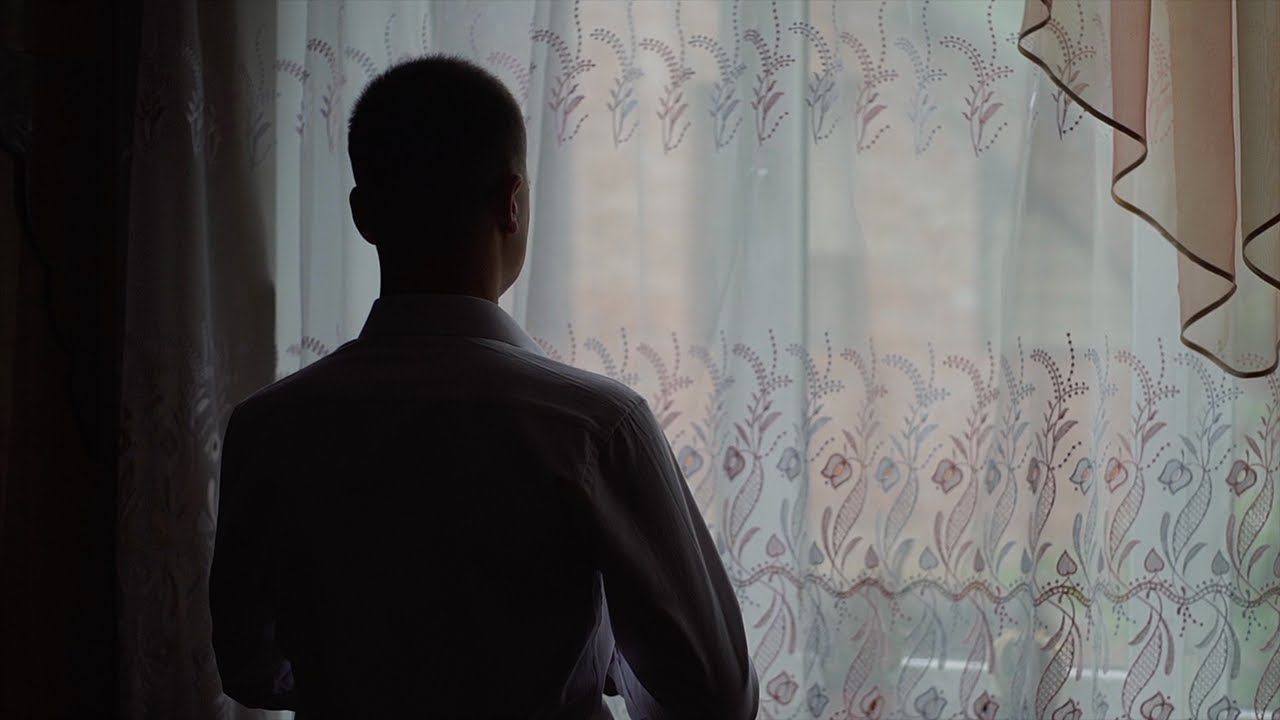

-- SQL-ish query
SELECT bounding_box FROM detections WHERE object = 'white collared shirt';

[210,293,758,720]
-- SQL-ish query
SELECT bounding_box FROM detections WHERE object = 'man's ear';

[500,174,524,236]
[349,186,378,246]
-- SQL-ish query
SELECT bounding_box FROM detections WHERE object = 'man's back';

[210,294,757,719]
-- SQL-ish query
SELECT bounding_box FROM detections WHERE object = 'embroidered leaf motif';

[729,461,764,543]
[897,621,938,702]
[1190,629,1228,719]
[1143,421,1167,445]
[1109,473,1145,559]
[803,613,830,678]
[884,473,919,551]
[753,606,786,675]
[1122,614,1163,717]
[843,625,880,708]
[1237,471,1274,564]
[832,474,868,553]
[958,628,987,710]
[1256,643,1280,718]
[1053,419,1078,443]
[1035,628,1073,720]
[987,472,1016,554]
[863,104,886,128]
[1033,463,1056,543]
[1172,471,1211,559]
[946,473,978,555]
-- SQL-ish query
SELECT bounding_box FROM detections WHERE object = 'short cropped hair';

[347,56,525,227]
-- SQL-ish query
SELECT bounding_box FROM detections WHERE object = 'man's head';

[348,56,528,300]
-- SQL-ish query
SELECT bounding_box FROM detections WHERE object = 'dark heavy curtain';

[0,0,139,717]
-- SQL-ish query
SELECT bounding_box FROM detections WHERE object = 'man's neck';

[378,284,498,303]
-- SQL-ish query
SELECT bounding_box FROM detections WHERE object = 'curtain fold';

[1019,0,1280,378]
[121,2,1280,719]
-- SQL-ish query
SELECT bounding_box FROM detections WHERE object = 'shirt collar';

[358,293,543,355]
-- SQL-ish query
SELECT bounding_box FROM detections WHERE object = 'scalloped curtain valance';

[1023,0,1280,378]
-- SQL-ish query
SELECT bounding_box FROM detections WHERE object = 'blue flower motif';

[806,683,829,717]
[677,446,703,476]
[914,686,947,720]
[1069,458,1094,494]
[1157,458,1193,494]
[919,547,939,570]
[1226,459,1257,496]
[808,542,824,565]
[777,446,802,480]
[983,460,1001,493]
[876,457,901,491]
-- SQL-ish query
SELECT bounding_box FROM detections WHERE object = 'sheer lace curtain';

[121,1,1280,719]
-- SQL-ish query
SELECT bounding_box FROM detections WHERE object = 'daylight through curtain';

[121,2,1280,719]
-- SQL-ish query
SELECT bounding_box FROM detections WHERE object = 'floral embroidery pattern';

[179,43,221,164]
[895,0,945,156]
[517,330,1280,718]
[690,0,746,151]
[743,0,795,145]
[236,28,275,168]
[590,0,642,146]
[469,9,533,121]
[532,0,596,144]
[788,15,842,144]
[940,0,1013,156]
[639,1,694,154]
[1039,0,1096,138]
[838,0,897,152]
[303,33,345,153]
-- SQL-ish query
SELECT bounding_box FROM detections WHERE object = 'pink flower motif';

[766,671,798,705]
[821,453,853,489]
[974,691,999,720]
[1140,691,1175,720]
[723,447,745,479]
[1056,551,1078,576]
[931,459,963,493]
[766,535,786,557]
[1052,698,1083,720]
[861,687,885,720]
[1105,457,1129,492]
[1226,459,1258,496]
[1144,549,1165,573]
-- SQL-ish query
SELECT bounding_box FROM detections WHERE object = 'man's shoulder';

[505,347,646,425]
[226,342,357,424]
[227,340,646,434]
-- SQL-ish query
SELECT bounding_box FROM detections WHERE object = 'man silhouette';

[210,56,758,720]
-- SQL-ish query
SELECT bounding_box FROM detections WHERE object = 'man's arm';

[590,397,758,720]
[209,407,297,710]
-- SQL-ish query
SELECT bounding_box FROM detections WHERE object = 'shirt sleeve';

[209,406,297,710]
[589,397,759,720]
